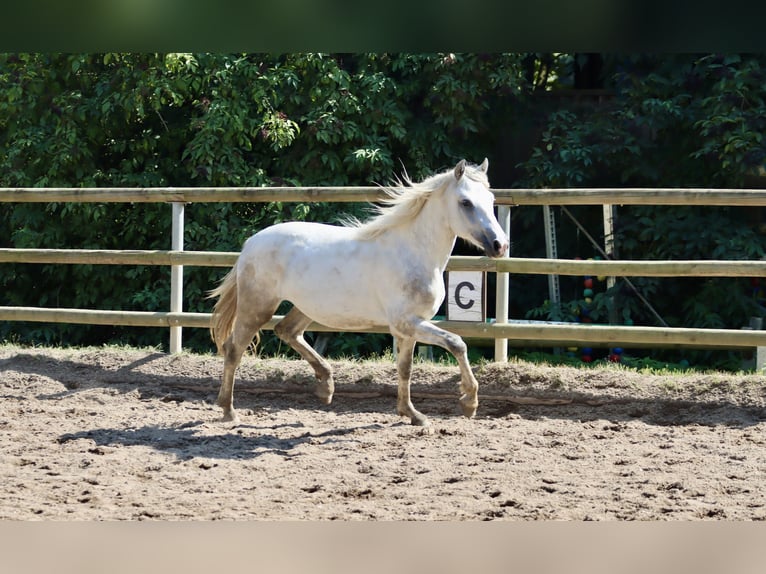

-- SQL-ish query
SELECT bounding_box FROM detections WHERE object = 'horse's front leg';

[393,336,430,426]
[396,319,479,419]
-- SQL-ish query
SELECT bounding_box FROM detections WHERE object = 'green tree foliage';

[0,52,536,353]
[516,54,766,368]
[3,53,766,368]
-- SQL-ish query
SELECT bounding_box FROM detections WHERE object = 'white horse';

[209,159,508,426]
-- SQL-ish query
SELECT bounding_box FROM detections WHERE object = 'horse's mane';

[347,163,489,240]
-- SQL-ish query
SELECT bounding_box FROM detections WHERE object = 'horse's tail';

[208,266,240,355]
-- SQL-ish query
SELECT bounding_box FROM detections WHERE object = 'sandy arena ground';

[1,344,765,520]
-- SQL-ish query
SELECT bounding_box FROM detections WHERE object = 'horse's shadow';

[57,420,387,462]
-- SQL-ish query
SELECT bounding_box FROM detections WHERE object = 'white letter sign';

[446,271,486,322]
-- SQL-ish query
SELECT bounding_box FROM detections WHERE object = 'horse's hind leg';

[217,314,266,423]
[217,287,278,422]
[274,307,334,404]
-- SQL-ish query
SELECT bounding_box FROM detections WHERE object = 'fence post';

[494,205,511,362]
[603,204,617,325]
[169,202,184,353]
[543,205,561,307]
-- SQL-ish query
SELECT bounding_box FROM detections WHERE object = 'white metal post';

[169,202,184,354]
[602,204,615,286]
[542,205,561,305]
[494,205,511,362]
[543,205,562,355]
[603,204,617,325]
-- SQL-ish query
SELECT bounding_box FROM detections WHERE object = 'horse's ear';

[454,159,466,180]
[480,158,489,173]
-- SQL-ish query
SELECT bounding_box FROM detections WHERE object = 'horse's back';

[241,221,356,260]
[237,221,389,328]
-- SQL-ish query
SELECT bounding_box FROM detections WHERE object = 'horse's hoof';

[220,410,240,424]
[410,413,431,427]
[315,379,334,405]
[459,396,478,418]
[315,388,333,405]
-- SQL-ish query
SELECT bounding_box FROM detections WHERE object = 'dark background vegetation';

[2,53,766,368]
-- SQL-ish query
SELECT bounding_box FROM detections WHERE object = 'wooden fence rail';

[4,306,766,350]
[4,187,766,205]
[1,248,765,277]
[2,186,766,360]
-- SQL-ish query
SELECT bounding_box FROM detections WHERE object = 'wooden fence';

[3,186,766,360]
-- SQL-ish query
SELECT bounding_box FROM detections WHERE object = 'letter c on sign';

[455,281,475,310]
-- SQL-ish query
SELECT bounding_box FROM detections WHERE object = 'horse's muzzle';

[482,236,509,258]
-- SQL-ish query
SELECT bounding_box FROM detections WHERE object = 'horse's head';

[445,158,509,258]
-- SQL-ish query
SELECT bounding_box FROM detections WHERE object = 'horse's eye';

[460,199,473,209]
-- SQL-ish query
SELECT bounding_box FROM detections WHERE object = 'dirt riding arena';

[1,343,765,520]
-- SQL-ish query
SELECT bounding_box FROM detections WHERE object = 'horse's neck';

[386,195,456,272]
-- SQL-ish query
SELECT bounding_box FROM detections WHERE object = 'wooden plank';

[0,249,239,267]
[447,256,766,277]
[434,320,766,348]
[493,188,766,206]
[3,187,766,206]
[3,306,766,349]
[3,249,766,277]
[0,307,213,328]
[0,187,384,203]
